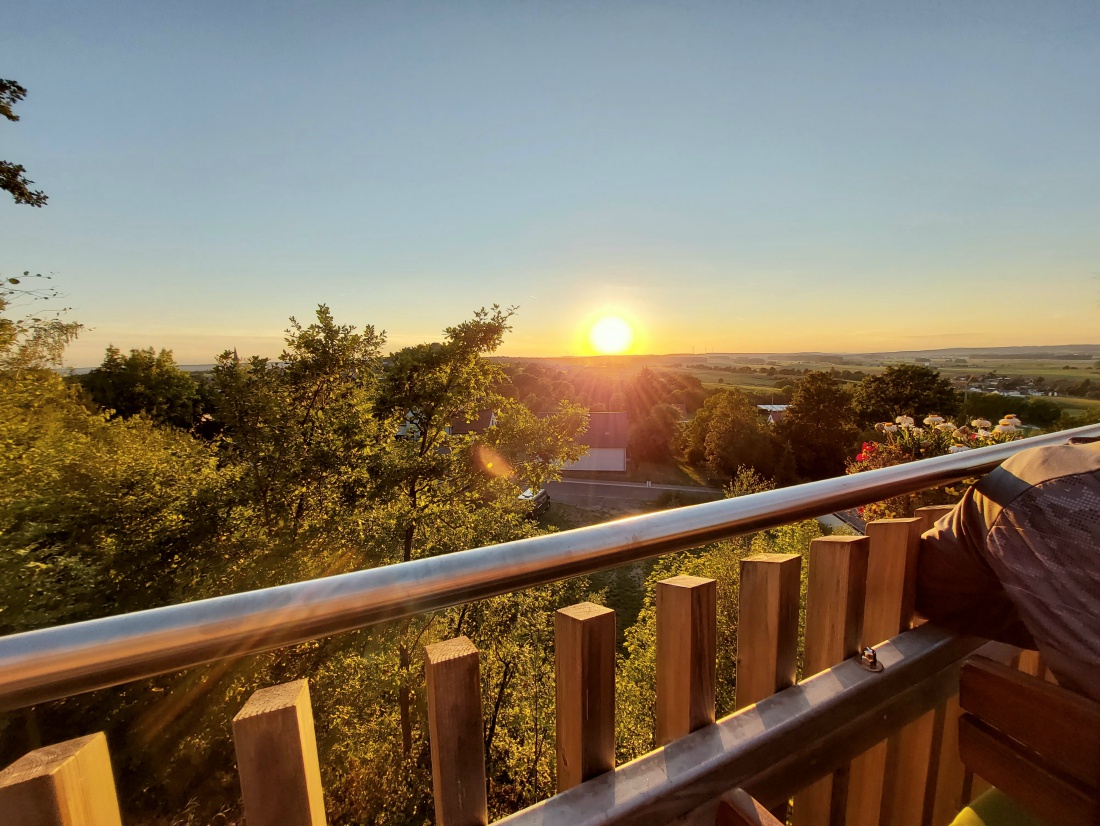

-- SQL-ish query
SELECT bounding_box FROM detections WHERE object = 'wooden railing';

[10,425,1099,825]
[1,504,1029,826]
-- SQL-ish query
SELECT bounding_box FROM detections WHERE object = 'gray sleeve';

[915,486,1037,649]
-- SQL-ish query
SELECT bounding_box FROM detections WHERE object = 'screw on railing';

[847,517,924,826]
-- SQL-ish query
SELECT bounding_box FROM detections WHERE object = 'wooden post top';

[425,636,479,665]
[234,679,310,722]
[914,505,955,516]
[658,575,716,589]
[0,732,123,826]
[867,517,922,526]
[556,602,614,621]
[813,535,868,545]
[0,733,104,785]
[742,552,801,564]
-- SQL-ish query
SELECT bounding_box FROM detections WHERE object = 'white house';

[564,411,629,473]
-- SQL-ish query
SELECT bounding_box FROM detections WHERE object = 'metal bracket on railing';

[858,646,883,673]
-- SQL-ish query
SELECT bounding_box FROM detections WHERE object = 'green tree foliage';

[777,371,858,480]
[628,403,681,463]
[0,297,595,824]
[852,364,960,425]
[367,307,587,762]
[1,80,48,207]
[0,368,228,634]
[79,346,201,428]
[680,389,775,480]
[370,306,586,563]
[0,277,82,370]
[211,306,384,542]
[960,392,1061,429]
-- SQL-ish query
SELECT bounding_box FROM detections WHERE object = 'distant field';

[1053,396,1100,417]
[508,350,1100,413]
[677,369,785,390]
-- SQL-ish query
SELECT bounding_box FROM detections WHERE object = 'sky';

[3,1,1099,366]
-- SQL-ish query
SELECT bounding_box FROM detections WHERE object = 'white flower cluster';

[993,414,1021,434]
[877,414,959,434]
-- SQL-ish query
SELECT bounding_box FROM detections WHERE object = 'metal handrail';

[1,424,1097,710]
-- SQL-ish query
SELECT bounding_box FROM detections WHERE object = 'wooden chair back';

[958,656,1100,826]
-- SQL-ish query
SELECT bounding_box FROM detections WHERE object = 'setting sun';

[589,315,634,354]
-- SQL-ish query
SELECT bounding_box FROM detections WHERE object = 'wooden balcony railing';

[2,424,1097,825]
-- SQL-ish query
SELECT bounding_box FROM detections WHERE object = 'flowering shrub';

[847,413,1026,519]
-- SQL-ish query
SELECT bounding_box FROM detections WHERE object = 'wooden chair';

[958,656,1100,826]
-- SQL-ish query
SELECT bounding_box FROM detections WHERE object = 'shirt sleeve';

[916,486,1037,649]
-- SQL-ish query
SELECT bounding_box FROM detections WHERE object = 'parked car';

[518,486,551,516]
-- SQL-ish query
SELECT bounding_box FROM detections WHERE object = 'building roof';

[449,410,496,435]
[579,411,629,449]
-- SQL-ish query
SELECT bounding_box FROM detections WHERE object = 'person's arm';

[916,487,1037,648]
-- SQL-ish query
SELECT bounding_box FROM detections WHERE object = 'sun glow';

[589,315,634,355]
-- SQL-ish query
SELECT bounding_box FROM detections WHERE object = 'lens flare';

[472,443,514,479]
[589,316,633,354]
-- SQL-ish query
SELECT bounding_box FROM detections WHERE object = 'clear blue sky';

[4,1,1099,365]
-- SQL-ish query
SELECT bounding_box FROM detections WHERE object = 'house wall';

[565,448,627,472]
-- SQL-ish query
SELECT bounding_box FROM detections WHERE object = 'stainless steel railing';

[1,424,1097,710]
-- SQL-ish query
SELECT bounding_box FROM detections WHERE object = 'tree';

[1,80,47,207]
[369,306,586,758]
[777,372,858,480]
[0,300,591,824]
[961,392,1061,429]
[0,276,81,371]
[80,346,201,428]
[628,403,680,463]
[680,389,775,480]
[852,364,960,425]
[210,305,385,541]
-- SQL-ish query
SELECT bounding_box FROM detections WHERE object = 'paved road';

[547,479,722,507]
[547,480,865,534]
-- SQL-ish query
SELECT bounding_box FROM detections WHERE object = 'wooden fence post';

[233,679,327,826]
[656,575,717,745]
[556,602,616,791]
[792,535,869,826]
[425,636,488,826]
[915,505,969,826]
[845,517,922,826]
[0,732,122,826]
[735,553,801,710]
[736,552,801,821]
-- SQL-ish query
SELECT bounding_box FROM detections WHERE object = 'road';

[547,479,722,507]
[547,479,865,534]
